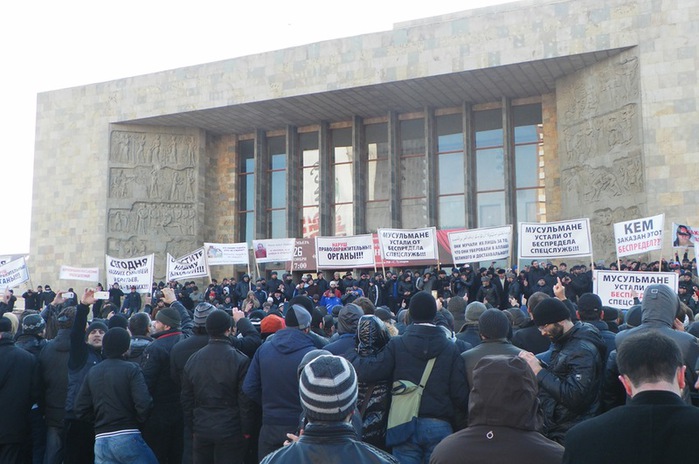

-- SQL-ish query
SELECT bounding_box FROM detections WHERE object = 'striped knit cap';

[299,355,358,422]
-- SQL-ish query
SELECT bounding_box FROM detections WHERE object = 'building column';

[286,125,300,238]
[352,115,366,234]
[319,121,333,237]
[502,98,518,258]
[425,107,438,227]
[254,129,268,239]
[464,102,477,229]
[387,111,401,228]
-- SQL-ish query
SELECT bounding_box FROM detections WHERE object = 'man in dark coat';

[564,331,699,464]
[511,292,552,355]
[181,310,254,464]
[519,298,606,445]
[0,318,36,462]
[432,355,563,464]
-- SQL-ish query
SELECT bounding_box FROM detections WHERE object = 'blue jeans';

[392,418,452,464]
[94,432,158,464]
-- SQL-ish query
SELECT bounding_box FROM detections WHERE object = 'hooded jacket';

[537,322,606,444]
[242,327,316,426]
[325,304,363,356]
[431,355,564,464]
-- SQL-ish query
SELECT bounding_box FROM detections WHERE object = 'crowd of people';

[1,254,699,464]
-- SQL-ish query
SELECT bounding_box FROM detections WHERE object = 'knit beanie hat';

[205,309,232,337]
[465,301,488,324]
[108,313,128,330]
[409,291,437,323]
[86,320,108,337]
[156,307,181,329]
[0,317,12,333]
[102,327,131,359]
[478,308,511,339]
[532,298,570,326]
[21,314,46,335]
[577,293,602,315]
[261,314,286,334]
[625,305,642,327]
[286,304,312,330]
[299,355,358,422]
[193,302,216,327]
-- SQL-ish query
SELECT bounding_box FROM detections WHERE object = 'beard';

[547,323,566,342]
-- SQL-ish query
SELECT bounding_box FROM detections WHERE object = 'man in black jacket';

[75,327,157,463]
[519,298,606,445]
[0,318,36,463]
[182,310,254,464]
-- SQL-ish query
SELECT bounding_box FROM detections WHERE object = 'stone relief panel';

[107,129,201,280]
[556,49,645,262]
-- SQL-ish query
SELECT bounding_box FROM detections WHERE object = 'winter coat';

[431,355,563,464]
[38,328,72,427]
[0,337,36,444]
[461,339,522,387]
[260,421,398,464]
[537,322,606,444]
[242,327,317,426]
[181,338,254,439]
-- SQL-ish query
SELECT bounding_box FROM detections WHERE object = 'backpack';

[385,356,436,447]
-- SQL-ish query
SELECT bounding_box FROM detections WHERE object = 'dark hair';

[56,306,77,330]
[128,312,151,336]
[617,332,683,386]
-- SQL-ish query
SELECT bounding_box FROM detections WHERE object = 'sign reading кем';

[613,214,664,257]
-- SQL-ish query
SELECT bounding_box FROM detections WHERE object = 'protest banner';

[204,242,250,266]
[252,238,296,263]
[593,270,678,309]
[105,254,154,292]
[613,214,664,257]
[166,247,209,282]
[448,226,511,264]
[316,235,375,269]
[518,219,592,259]
[377,227,439,262]
[59,265,100,283]
[0,257,30,290]
[671,223,698,248]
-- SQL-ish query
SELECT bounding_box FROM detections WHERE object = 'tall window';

[300,132,320,238]
[436,114,465,229]
[474,109,505,227]
[238,140,255,244]
[514,104,546,223]
[332,128,354,236]
[267,136,286,238]
[365,123,389,233]
[400,118,427,228]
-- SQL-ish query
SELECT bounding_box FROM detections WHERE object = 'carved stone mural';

[108,129,200,280]
[557,50,644,263]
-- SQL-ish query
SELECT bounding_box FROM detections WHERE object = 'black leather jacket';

[260,421,398,464]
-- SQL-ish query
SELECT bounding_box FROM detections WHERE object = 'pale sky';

[0,0,512,255]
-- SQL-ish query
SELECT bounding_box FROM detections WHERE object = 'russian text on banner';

[377,227,439,261]
[59,265,100,283]
[204,242,250,266]
[105,254,155,292]
[166,247,209,282]
[252,238,296,263]
[315,234,375,269]
[613,214,664,257]
[448,225,512,264]
[518,219,592,259]
[0,257,30,290]
[593,270,678,309]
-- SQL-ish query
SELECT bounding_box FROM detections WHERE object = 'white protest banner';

[204,242,250,266]
[448,226,512,263]
[377,227,439,261]
[166,247,209,282]
[59,265,100,283]
[315,234,375,269]
[105,254,154,293]
[593,270,678,309]
[613,214,664,257]
[0,257,30,290]
[518,219,592,259]
[671,223,698,248]
[252,238,296,263]
[0,256,12,266]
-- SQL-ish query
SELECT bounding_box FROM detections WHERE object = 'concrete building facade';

[31,0,698,284]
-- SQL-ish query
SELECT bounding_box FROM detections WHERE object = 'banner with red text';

[59,265,100,283]
[613,214,664,257]
[0,257,30,290]
[593,270,678,309]
[315,235,375,269]
[105,254,154,292]
[518,219,592,259]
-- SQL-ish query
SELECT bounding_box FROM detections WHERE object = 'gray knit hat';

[299,355,358,422]
[193,302,216,327]
[465,301,488,324]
